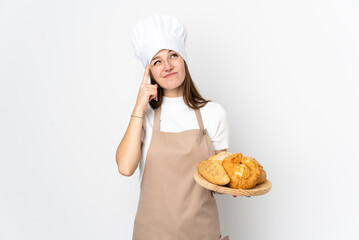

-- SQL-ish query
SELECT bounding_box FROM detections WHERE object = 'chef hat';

[130,14,188,68]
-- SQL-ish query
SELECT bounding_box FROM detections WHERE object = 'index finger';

[142,62,150,84]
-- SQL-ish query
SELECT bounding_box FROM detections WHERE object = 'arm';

[116,62,158,176]
[215,149,227,155]
[115,106,145,176]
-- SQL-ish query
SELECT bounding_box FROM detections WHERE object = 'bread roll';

[197,152,267,190]
[197,159,230,185]
[248,157,267,184]
[208,152,233,165]
[222,154,262,189]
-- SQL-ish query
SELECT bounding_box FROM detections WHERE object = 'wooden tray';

[194,169,272,197]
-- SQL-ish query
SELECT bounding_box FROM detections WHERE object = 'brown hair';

[149,60,211,110]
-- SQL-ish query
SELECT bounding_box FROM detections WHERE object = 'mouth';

[164,72,177,78]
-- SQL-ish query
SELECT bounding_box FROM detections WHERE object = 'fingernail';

[146,61,148,66]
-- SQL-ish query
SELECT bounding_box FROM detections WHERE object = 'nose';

[163,59,174,71]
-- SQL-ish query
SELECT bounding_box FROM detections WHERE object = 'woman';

[116,14,231,240]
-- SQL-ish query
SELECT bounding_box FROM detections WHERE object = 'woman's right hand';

[134,62,158,112]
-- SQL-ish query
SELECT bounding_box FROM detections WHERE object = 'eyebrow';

[151,50,174,62]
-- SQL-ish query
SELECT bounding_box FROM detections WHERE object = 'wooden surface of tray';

[194,169,272,197]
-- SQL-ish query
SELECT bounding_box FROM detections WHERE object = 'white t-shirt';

[128,96,230,184]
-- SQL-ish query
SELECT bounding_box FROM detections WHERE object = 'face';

[149,49,186,96]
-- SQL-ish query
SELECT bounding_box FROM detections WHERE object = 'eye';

[153,53,178,66]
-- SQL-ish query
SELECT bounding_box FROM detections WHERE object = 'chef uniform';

[130,14,230,240]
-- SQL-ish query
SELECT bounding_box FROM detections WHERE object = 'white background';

[1,0,358,239]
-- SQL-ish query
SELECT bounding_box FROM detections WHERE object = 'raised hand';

[134,61,158,112]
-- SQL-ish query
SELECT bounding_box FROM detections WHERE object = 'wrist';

[132,106,145,116]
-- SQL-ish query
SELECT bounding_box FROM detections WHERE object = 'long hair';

[149,60,211,109]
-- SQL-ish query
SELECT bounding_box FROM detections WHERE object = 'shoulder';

[200,101,230,149]
[200,101,228,128]
[200,101,227,116]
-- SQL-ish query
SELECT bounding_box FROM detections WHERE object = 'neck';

[163,86,184,98]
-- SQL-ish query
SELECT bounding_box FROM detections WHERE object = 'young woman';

[116,14,231,240]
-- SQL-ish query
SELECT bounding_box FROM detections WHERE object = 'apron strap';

[194,108,206,135]
[153,106,205,134]
[153,106,161,131]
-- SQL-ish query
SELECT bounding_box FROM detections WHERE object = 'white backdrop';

[1,0,358,239]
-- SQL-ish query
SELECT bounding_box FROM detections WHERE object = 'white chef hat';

[130,14,188,68]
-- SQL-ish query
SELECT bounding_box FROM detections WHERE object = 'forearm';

[116,106,145,176]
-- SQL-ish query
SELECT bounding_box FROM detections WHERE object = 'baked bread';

[222,154,263,189]
[197,159,230,185]
[208,152,233,165]
[249,157,267,184]
[197,152,267,190]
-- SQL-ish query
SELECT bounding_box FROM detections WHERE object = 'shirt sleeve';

[141,122,145,143]
[211,104,230,151]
